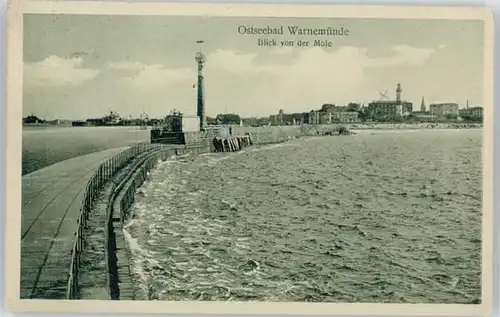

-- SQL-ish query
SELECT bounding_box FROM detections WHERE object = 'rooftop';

[461,106,483,110]
[368,100,412,105]
[429,103,459,106]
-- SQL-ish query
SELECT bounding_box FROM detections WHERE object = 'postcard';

[4,1,494,316]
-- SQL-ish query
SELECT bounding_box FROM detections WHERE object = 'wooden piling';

[212,135,253,153]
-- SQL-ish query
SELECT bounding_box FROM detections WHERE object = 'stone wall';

[183,132,204,145]
[232,125,304,144]
[231,124,348,144]
[153,124,353,148]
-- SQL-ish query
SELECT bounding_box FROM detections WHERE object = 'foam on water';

[123,226,152,298]
[124,130,482,304]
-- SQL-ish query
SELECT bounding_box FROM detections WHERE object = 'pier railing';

[66,142,165,299]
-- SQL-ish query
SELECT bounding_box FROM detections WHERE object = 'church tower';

[420,97,426,112]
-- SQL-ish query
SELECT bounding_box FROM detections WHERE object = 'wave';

[122,131,482,303]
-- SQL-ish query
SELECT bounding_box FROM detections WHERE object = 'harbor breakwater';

[150,124,344,152]
[105,124,363,298]
[24,124,483,300]
[71,123,481,298]
[80,125,316,299]
[75,143,209,300]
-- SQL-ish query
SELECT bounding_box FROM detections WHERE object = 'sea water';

[123,129,482,303]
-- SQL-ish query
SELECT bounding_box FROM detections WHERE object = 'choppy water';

[124,129,482,304]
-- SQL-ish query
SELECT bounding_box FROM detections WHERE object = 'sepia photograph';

[4,1,494,316]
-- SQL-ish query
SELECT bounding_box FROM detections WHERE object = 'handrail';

[65,142,165,299]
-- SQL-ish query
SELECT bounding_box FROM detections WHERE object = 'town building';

[308,104,360,124]
[367,83,413,121]
[330,111,359,123]
[367,100,413,121]
[269,109,307,125]
[347,103,361,112]
[408,96,435,122]
[319,112,332,124]
[320,104,337,113]
[308,109,321,125]
[459,106,483,121]
[429,103,459,118]
[410,113,436,122]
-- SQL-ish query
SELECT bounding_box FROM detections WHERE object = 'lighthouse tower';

[395,83,403,116]
[195,42,207,131]
[396,83,402,103]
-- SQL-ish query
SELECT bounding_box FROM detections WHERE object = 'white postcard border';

[4,1,494,316]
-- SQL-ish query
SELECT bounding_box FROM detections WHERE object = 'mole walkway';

[20,147,129,299]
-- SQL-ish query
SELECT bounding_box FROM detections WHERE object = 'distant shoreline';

[347,123,482,131]
[22,124,147,129]
[23,124,72,128]
[21,122,483,131]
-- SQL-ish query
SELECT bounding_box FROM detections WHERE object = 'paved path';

[20,147,129,299]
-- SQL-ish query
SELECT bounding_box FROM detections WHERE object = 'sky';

[23,14,485,120]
